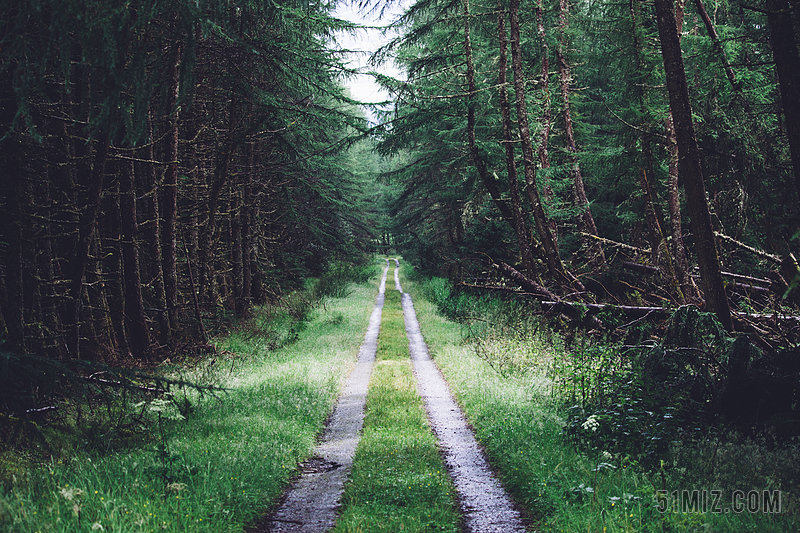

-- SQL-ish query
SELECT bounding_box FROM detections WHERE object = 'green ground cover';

[1,265,379,533]
[400,267,798,533]
[333,281,460,532]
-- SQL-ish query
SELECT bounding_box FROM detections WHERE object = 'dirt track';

[258,259,527,532]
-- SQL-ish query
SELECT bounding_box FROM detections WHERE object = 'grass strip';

[401,270,798,533]
[333,282,461,533]
[0,275,380,533]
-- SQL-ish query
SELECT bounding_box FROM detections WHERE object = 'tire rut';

[399,264,528,533]
[255,261,390,532]
[257,259,527,532]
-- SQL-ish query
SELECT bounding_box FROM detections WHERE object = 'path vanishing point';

[257,259,527,532]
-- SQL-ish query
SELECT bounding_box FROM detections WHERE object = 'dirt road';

[258,259,527,532]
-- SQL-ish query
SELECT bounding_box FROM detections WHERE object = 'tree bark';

[535,0,558,243]
[765,0,800,200]
[101,161,129,356]
[462,0,532,274]
[556,0,605,269]
[138,115,169,346]
[67,131,111,358]
[509,0,583,292]
[631,0,691,303]
[119,150,151,360]
[0,136,26,354]
[161,39,182,343]
[654,0,733,330]
[496,0,538,278]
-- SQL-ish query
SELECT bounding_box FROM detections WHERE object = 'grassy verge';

[400,268,797,533]
[333,282,461,532]
[0,264,381,533]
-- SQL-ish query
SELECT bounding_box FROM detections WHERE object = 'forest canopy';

[0,0,380,362]
[1,0,799,376]
[372,0,800,339]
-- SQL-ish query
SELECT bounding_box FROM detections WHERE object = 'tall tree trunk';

[654,0,733,330]
[67,131,110,358]
[161,39,182,343]
[496,0,538,278]
[666,0,699,301]
[535,0,559,244]
[765,0,800,199]
[232,177,244,315]
[693,0,737,89]
[630,0,690,303]
[119,150,151,360]
[138,115,169,346]
[200,92,237,307]
[101,163,129,356]
[509,0,584,292]
[0,136,26,354]
[556,0,605,269]
[462,0,535,276]
[242,143,254,313]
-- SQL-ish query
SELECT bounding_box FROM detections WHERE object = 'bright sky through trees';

[334,1,406,123]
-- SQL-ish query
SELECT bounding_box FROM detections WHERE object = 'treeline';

[377,0,800,331]
[0,0,374,362]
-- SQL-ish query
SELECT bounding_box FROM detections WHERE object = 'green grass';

[400,270,798,533]
[0,272,381,533]
[333,283,461,533]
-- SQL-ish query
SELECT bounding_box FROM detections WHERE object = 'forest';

[1,0,800,529]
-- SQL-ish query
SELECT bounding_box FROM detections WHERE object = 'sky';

[332,1,407,123]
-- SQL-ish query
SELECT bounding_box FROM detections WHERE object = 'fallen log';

[540,301,800,325]
[494,262,560,301]
[621,261,659,275]
[580,232,651,255]
[540,301,670,319]
[720,271,771,286]
[714,232,781,264]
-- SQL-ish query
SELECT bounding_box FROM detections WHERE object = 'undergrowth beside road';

[334,280,460,532]
[403,269,798,533]
[0,260,380,533]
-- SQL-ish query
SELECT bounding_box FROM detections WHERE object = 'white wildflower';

[59,487,86,501]
[582,415,600,432]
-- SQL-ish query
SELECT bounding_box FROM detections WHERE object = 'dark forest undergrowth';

[0,260,377,532]
[407,269,799,532]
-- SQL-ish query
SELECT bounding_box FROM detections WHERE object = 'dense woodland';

[1,0,800,427]
[375,0,800,333]
[0,0,383,365]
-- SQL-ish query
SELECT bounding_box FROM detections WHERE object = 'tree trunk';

[509,0,583,292]
[161,40,182,344]
[232,174,245,315]
[535,0,558,243]
[462,0,530,271]
[101,162,129,356]
[556,0,605,269]
[630,0,690,304]
[200,91,237,307]
[654,0,733,330]
[765,0,800,200]
[119,151,151,360]
[242,143,254,313]
[138,115,169,346]
[496,0,538,278]
[67,131,110,358]
[0,136,26,354]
